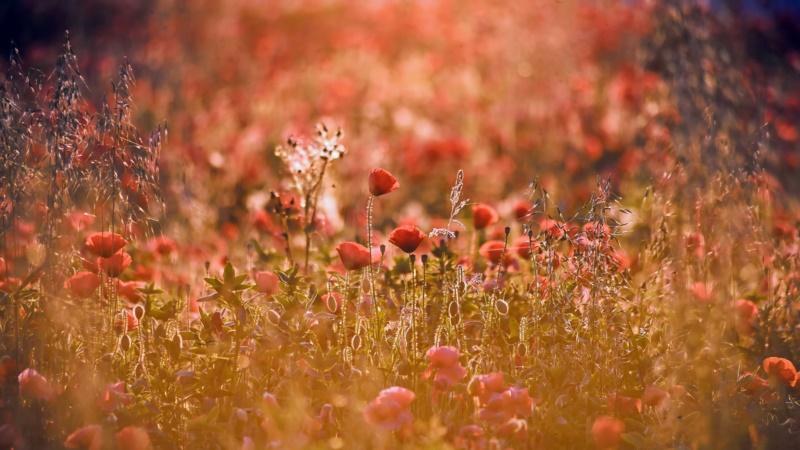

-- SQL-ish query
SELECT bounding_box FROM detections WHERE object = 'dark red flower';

[368,168,399,196]
[472,203,499,230]
[388,225,426,253]
[336,242,379,271]
[64,272,102,299]
[512,200,532,221]
[18,368,53,401]
[98,252,132,278]
[85,232,128,258]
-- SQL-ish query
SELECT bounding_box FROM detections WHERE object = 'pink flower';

[469,372,506,405]
[97,381,132,412]
[116,279,145,303]
[735,299,758,335]
[607,392,641,415]
[18,368,53,401]
[423,346,468,395]
[363,386,415,431]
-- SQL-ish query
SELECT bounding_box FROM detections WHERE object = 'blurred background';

[1,0,799,242]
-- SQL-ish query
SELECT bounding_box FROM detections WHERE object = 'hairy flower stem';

[366,195,379,343]
[303,159,329,273]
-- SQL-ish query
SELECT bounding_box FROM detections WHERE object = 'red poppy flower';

[539,218,565,239]
[512,235,539,260]
[254,271,280,295]
[388,225,426,253]
[479,240,511,266]
[97,252,132,278]
[363,386,415,431]
[591,416,624,450]
[65,425,103,450]
[64,272,102,299]
[115,309,139,333]
[607,392,642,415]
[368,168,400,196]
[735,299,758,335]
[763,357,797,385]
[150,236,177,256]
[469,372,506,405]
[85,232,128,258]
[512,200,532,221]
[472,203,499,230]
[116,280,145,303]
[642,386,670,410]
[18,368,53,401]
[115,427,151,450]
[335,242,379,271]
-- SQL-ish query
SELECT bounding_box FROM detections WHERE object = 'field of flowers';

[2,0,800,448]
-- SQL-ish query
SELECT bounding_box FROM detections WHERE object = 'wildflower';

[496,417,529,441]
[591,416,625,450]
[735,299,758,335]
[65,425,103,450]
[479,240,510,266]
[150,235,177,256]
[472,203,499,230]
[763,357,797,386]
[115,426,151,450]
[85,232,128,258]
[363,386,415,431]
[539,218,565,239]
[454,424,486,450]
[512,200,532,221]
[388,225,426,253]
[368,168,400,196]
[115,309,139,333]
[501,386,534,419]
[512,235,538,260]
[606,392,641,415]
[423,346,468,395]
[97,252,132,278]
[116,279,145,303]
[97,381,132,412]
[64,272,102,299]
[254,271,280,295]
[685,232,705,258]
[642,386,670,412]
[336,242,379,271]
[468,372,506,405]
[689,282,713,303]
[18,368,53,401]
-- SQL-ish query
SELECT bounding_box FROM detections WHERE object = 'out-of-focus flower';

[150,235,177,256]
[685,232,705,258]
[468,372,506,405]
[336,242,379,271]
[539,218,565,240]
[591,416,625,450]
[368,168,400,196]
[512,200,532,221]
[254,271,280,295]
[115,426,151,450]
[735,299,758,335]
[64,424,103,450]
[512,235,538,260]
[97,381,132,412]
[85,232,128,258]
[607,392,641,415]
[64,272,102,299]
[454,424,486,450]
[479,240,510,266]
[423,346,468,396]
[472,203,499,230]
[98,252,132,278]
[388,225,426,254]
[18,368,53,401]
[363,386,415,431]
[116,279,145,303]
[642,386,670,412]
